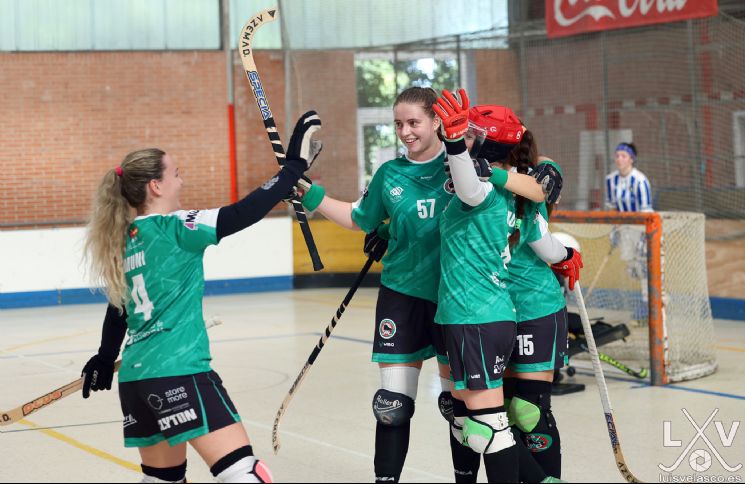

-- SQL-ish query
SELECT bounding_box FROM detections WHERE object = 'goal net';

[550,210,717,385]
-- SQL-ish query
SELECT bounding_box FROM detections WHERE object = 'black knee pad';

[372,389,415,426]
[438,391,454,424]
[141,461,187,483]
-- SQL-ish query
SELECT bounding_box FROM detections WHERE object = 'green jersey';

[119,209,219,382]
[436,187,517,325]
[509,201,565,322]
[351,148,451,303]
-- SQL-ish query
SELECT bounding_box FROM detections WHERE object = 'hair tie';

[115,166,123,177]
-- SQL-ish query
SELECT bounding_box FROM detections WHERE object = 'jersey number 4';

[416,199,436,219]
[131,274,154,321]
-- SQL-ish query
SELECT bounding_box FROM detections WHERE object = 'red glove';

[552,247,583,291]
[433,89,470,140]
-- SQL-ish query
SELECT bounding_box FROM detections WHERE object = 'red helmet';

[468,105,525,162]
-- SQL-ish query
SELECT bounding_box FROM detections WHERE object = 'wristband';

[489,169,508,188]
[302,184,326,212]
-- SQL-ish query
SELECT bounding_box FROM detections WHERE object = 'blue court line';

[573,369,745,401]
[0,332,314,360]
[321,336,745,402]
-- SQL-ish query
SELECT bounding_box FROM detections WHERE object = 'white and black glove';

[533,161,563,205]
[286,110,323,171]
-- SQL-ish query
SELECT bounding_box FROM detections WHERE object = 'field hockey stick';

[0,318,222,425]
[237,7,323,271]
[574,282,645,483]
[272,256,375,454]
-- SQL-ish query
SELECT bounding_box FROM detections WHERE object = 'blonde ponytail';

[84,148,165,309]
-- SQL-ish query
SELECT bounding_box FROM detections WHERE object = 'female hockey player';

[434,93,582,483]
[80,111,322,483]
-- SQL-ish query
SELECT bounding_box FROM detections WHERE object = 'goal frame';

[552,210,667,385]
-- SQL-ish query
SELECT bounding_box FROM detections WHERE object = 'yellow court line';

[0,330,95,354]
[715,345,745,353]
[19,419,141,473]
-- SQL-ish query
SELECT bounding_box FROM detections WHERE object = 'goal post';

[550,210,717,386]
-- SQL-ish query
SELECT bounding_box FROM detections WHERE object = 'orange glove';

[552,248,583,291]
[433,89,470,140]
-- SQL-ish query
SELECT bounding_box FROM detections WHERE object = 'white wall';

[0,217,293,294]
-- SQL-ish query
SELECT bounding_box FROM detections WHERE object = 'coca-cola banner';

[546,0,719,38]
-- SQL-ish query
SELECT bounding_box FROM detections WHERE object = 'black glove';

[473,158,493,181]
[364,225,390,262]
[81,354,115,399]
[444,157,492,183]
[533,161,563,205]
[81,304,127,399]
[286,111,323,170]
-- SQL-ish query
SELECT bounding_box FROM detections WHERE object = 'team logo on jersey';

[147,394,164,411]
[526,433,552,452]
[361,187,369,199]
[379,319,396,340]
[129,226,139,239]
[389,187,404,197]
[444,178,455,194]
[184,210,200,230]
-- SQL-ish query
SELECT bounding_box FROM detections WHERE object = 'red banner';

[546,0,719,39]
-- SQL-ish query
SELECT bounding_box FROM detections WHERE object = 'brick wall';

[0,49,359,226]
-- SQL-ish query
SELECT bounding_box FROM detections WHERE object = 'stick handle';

[272,257,374,453]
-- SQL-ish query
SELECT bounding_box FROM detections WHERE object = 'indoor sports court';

[2,1,744,483]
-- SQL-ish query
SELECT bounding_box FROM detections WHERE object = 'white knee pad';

[380,366,420,400]
[462,412,515,455]
[215,457,273,483]
[451,415,466,442]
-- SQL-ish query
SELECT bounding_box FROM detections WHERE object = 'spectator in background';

[605,142,652,212]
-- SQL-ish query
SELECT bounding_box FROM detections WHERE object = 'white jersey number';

[516,334,534,356]
[131,274,154,321]
[416,199,436,219]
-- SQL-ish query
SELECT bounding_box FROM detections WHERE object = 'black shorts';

[119,370,240,448]
[442,321,517,391]
[508,307,568,373]
[372,285,447,365]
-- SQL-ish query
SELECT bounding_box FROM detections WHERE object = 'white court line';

[242,419,450,482]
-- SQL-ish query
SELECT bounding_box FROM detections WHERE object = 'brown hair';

[507,131,538,247]
[84,148,165,309]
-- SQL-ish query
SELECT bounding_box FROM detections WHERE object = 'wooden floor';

[1,289,743,483]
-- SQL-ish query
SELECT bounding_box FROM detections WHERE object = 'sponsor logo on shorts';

[148,394,164,411]
[379,319,396,340]
[469,374,482,380]
[526,433,552,452]
[165,386,188,404]
[157,408,198,431]
[493,355,506,375]
[123,414,137,428]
